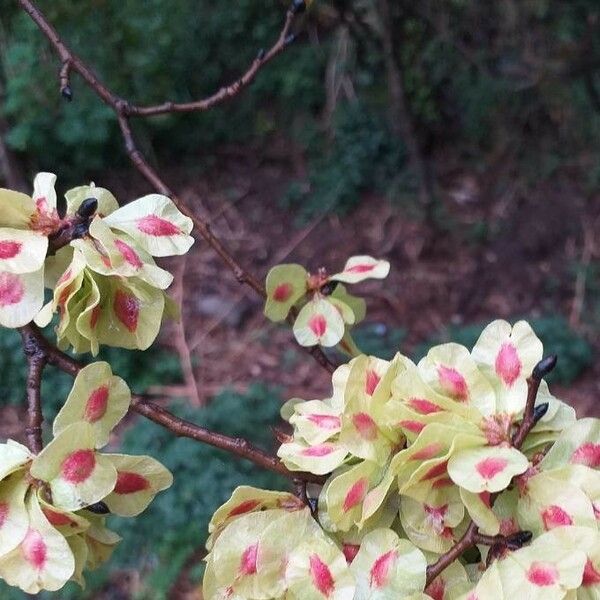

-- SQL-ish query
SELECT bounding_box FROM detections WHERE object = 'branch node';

[59,59,73,101]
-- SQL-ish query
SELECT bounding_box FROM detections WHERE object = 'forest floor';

[107,149,600,418]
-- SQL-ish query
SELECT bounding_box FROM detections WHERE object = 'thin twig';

[18,327,47,454]
[426,521,478,584]
[512,355,557,449]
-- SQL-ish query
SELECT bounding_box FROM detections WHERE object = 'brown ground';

[112,150,599,417]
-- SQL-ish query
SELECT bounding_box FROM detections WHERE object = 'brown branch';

[511,355,557,449]
[18,323,324,484]
[132,397,324,484]
[426,521,478,584]
[127,11,298,117]
[17,0,336,374]
[18,327,47,454]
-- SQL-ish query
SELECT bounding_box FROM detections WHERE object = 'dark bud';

[284,33,297,46]
[61,85,73,102]
[72,222,90,239]
[320,280,339,296]
[306,496,318,514]
[532,402,549,425]
[291,0,306,14]
[85,501,110,515]
[505,530,533,550]
[257,48,266,61]
[532,355,557,381]
[76,197,98,219]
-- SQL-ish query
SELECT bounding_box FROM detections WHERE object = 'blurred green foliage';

[0,0,325,180]
[414,315,593,385]
[283,103,407,220]
[0,385,286,600]
[352,322,407,361]
[2,0,598,209]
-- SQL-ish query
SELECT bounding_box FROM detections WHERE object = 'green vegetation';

[2,1,598,209]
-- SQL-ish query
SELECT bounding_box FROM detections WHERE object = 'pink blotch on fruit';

[346,264,375,274]
[343,477,369,512]
[479,491,492,507]
[22,528,47,570]
[0,272,24,307]
[407,398,442,415]
[115,239,143,269]
[0,240,22,260]
[475,457,508,480]
[301,444,336,457]
[84,385,109,422]
[57,269,72,285]
[432,477,454,489]
[399,420,425,434]
[308,314,327,338]
[426,577,445,600]
[114,472,150,494]
[35,197,48,213]
[239,542,259,576]
[526,562,559,587]
[227,499,261,518]
[307,414,341,430]
[437,365,468,401]
[309,553,335,597]
[273,283,293,302]
[352,412,378,440]
[583,559,600,586]
[571,443,600,468]
[422,460,449,481]
[541,505,573,530]
[342,544,360,564]
[411,443,443,461]
[90,305,101,329]
[42,508,74,527]
[0,502,8,528]
[60,449,96,483]
[369,550,396,588]
[113,289,140,332]
[494,342,521,386]
[136,215,180,236]
[365,370,380,395]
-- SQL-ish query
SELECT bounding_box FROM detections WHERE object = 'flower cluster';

[204,320,600,599]
[0,173,193,352]
[264,256,389,350]
[0,362,172,593]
